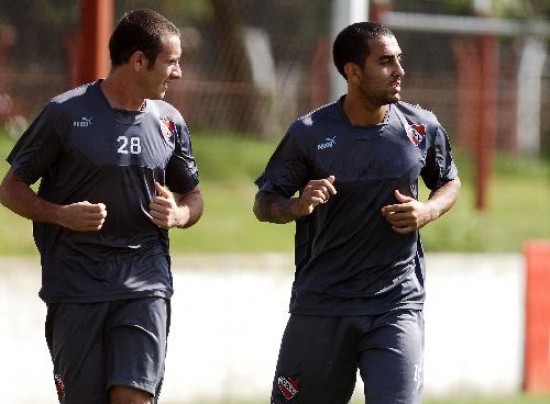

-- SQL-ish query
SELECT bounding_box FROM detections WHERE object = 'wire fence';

[0,0,548,155]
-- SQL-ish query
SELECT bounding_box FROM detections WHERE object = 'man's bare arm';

[253,176,337,224]
[149,182,203,229]
[253,191,300,224]
[381,177,462,234]
[0,169,107,231]
[173,186,204,228]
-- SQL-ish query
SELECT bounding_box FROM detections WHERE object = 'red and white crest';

[54,373,65,401]
[406,123,427,146]
[277,376,300,400]
[160,119,176,141]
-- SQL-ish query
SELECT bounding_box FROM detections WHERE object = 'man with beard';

[254,22,461,404]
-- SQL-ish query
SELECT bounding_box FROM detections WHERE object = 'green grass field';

[167,392,550,403]
[424,395,550,404]
[0,131,549,256]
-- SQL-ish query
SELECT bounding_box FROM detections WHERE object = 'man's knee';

[110,385,152,404]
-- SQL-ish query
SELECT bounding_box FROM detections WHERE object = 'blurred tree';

[208,0,265,134]
[393,0,470,15]
[239,0,331,64]
[0,0,78,72]
[115,0,277,135]
[490,0,550,18]
[393,0,550,19]
[115,0,211,25]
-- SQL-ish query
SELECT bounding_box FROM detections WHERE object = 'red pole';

[453,39,481,153]
[475,34,498,211]
[78,0,114,85]
[370,0,392,23]
[523,241,550,393]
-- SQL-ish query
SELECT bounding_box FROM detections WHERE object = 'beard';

[358,78,402,106]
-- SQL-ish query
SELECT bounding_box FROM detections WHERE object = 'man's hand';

[381,190,435,235]
[149,182,187,229]
[293,175,337,217]
[253,175,337,224]
[59,201,107,232]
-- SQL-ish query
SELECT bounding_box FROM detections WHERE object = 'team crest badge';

[160,119,176,141]
[277,376,300,400]
[406,123,427,146]
[54,373,65,401]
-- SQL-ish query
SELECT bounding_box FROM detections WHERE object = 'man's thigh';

[46,297,170,403]
[271,315,358,404]
[107,297,170,400]
[358,309,424,404]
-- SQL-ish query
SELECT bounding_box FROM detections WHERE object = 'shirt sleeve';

[164,120,199,194]
[420,125,459,191]
[7,103,64,185]
[254,126,311,198]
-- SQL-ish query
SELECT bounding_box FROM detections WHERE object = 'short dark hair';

[109,9,180,68]
[332,22,395,79]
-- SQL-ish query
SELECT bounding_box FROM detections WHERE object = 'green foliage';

[0,131,548,256]
[392,0,550,19]
[0,0,79,71]
[114,0,214,28]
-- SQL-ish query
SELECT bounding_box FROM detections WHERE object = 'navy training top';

[7,80,199,304]
[255,98,458,316]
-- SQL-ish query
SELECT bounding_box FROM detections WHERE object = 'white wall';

[0,253,524,403]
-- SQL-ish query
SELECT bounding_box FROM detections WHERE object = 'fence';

[0,0,548,152]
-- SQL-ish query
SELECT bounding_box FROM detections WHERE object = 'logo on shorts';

[405,123,427,146]
[277,376,299,400]
[54,373,66,401]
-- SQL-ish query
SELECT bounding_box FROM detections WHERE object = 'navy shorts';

[45,297,170,403]
[271,310,424,404]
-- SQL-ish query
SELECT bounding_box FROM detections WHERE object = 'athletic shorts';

[45,297,170,404]
[271,309,424,404]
